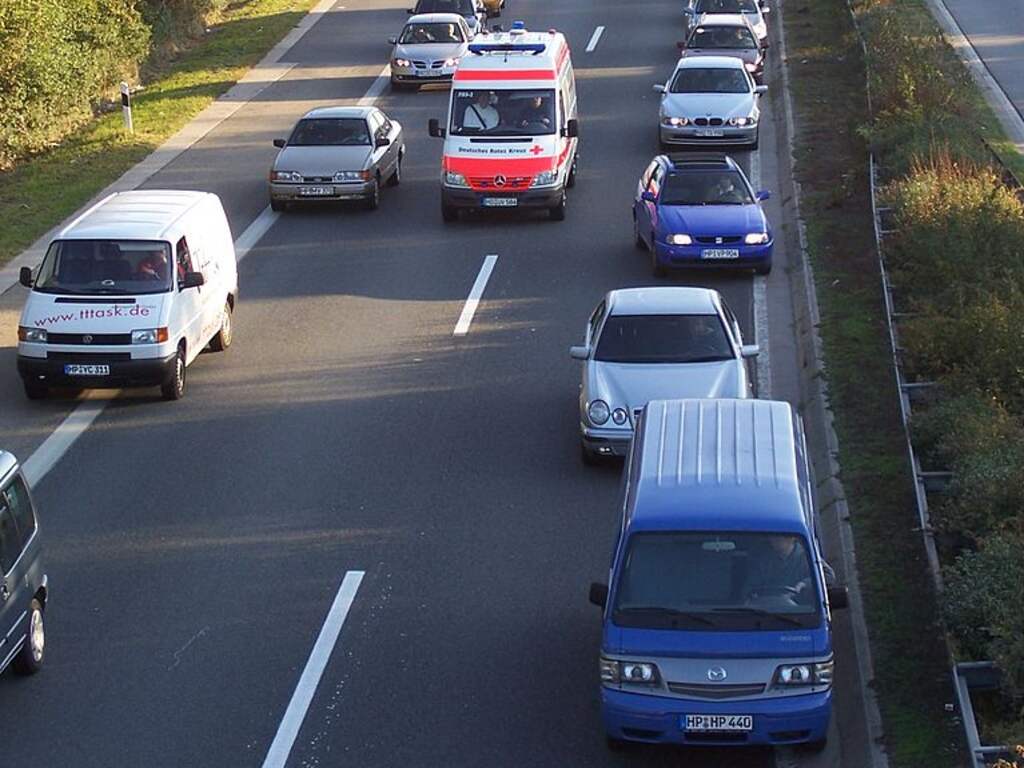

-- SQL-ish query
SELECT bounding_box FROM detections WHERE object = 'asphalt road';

[0,0,863,766]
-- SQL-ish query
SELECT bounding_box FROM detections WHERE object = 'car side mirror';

[376,136,391,148]
[756,189,771,201]
[19,267,33,288]
[428,118,445,138]
[273,138,286,148]
[563,118,579,138]
[180,271,205,290]
[676,40,687,50]
[741,344,760,358]
[652,83,666,93]
[762,39,770,48]
[569,345,589,360]
[761,5,771,12]
[406,7,414,12]
[589,582,608,608]
[827,585,849,610]
[641,190,657,203]
[387,36,398,45]
[755,84,768,95]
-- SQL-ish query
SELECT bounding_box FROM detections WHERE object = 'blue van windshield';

[613,532,822,630]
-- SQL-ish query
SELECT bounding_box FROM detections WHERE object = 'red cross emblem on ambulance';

[530,145,544,155]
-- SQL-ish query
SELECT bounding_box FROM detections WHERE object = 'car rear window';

[594,314,733,363]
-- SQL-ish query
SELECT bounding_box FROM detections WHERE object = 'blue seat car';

[632,154,773,276]
[589,399,848,751]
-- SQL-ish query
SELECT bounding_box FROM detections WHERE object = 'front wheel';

[365,177,380,210]
[23,382,47,401]
[651,237,668,277]
[580,441,600,466]
[633,214,646,250]
[755,262,772,276]
[161,346,186,401]
[13,599,44,675]
[387,154,402,187]
[566,153,578,188]
[208,301,233,352]
[549,190,567,221]
[270,198,285,212]
[442,201,458,223]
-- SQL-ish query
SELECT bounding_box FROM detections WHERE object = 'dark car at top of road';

[268,106,405,212]
[408,0,487,37]
[633,153,773,276]
[683,0,770,48]
[679,13,765,81]
[0,451,48,679]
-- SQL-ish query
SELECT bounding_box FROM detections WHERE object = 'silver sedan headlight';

[661,116,689,127]
[392,57,411,68]
[588,399,610,425]
[271,170,303,183]
[333,170,367,182]
[728,116,757,127]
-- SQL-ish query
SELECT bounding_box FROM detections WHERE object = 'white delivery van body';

[16,190,238,401]
[431,22,579,221]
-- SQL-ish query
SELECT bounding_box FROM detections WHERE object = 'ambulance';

[428,21,579,221]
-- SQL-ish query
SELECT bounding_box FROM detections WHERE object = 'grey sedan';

[679,13,765,81]
[570,287,758,464]
[389,13,472,90]
[269,106,404,211]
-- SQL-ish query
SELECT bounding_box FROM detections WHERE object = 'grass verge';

[0,0,319,268]
[781,0,962,765]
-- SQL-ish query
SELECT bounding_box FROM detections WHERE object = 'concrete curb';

[0,0,340,296]
[775,1,890,767]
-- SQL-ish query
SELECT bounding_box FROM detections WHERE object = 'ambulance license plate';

[64,364,110,376]
[684,714,753,732]
[696,129,725,137]
[298,186,333,197]
[702,248,740,260]
[482,197,518,207]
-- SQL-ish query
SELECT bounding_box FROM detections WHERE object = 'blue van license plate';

[684,714,753,732]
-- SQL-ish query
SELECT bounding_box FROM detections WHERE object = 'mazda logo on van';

[494,174,507,187]
[707,667,728,682]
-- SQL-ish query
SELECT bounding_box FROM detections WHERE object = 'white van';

[16,190,238,401]
[428,21,579,221]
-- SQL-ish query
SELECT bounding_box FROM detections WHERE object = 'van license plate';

[64,364,110,376]
[684,714,753,732]
[298,186,333,196]
[482,197,518,207]
[702,248,740,260]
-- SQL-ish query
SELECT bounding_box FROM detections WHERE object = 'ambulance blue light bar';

[468,42,547,55]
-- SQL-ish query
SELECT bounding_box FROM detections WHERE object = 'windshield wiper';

[711,607,805,627]
[615,606,718,627]
[681,355,734,363]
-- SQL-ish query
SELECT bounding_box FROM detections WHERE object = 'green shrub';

[141,0,228,45]
[0,0,150,169]
[944,533,1024,703]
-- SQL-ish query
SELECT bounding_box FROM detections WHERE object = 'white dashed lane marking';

[454,254,499,336]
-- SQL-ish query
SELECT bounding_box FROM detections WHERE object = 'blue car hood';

[605,623,830,659]
[658,203,767,238]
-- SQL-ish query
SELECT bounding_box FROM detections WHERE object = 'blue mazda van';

[589,399,848,751]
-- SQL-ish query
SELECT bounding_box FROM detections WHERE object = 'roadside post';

[120,82,134,134]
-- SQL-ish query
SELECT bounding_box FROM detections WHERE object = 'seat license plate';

[64,364,110,376]
[696,129,725,137]
[298,186,333,196]
[416,70,442,77]
[482,197,518,207]
[702,248,740,260]
[684,714,753,732]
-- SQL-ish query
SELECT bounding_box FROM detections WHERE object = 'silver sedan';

[269,106,405,211]
[389,13,472,91]
[570,287,758,464]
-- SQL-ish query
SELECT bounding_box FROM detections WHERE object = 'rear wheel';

[13,599,44,675]
[23,382,47,401]
[161,345,186,401]
[549,190,567,221]
[209,301,233,352]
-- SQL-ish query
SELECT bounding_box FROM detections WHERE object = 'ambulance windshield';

[450,89,556,136]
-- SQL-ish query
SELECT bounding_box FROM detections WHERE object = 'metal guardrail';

[954,663,1017,768]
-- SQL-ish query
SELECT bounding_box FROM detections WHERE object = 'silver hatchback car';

[389,13,472,91]
[269,106,405,211]
[570,287,759,464]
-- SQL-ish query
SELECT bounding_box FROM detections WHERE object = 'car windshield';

[450,88,556,136]
[415,0,474,15]
[661,170,753,205]
[594,314,733,363]
[689,25,758,49]
[288,118,370,146]
[400,22,464,43]
[670,67,749,94]
[613,532,822,631]
[34,240,173,296]
[696,0,760,13]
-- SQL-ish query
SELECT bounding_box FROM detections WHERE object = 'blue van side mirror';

[827,585,849,610]
[589,582,608,608]
[756,190,771,201]
[641,190,657,203]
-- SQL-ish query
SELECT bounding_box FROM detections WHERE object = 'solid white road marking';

[750,148,772,398]
[453,254,498,336]
[261,571,365,768]
[585,26,605,52]
[18,53,395,488]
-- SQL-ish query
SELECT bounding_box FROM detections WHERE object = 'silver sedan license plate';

[696,129,725,137]
[702,248,740,260]
[64,364,110,376]
[482,197,517,207]
[684,714,753,732]
[298,186,333,197]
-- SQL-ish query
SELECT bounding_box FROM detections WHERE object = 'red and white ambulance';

[428,22,579,221]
